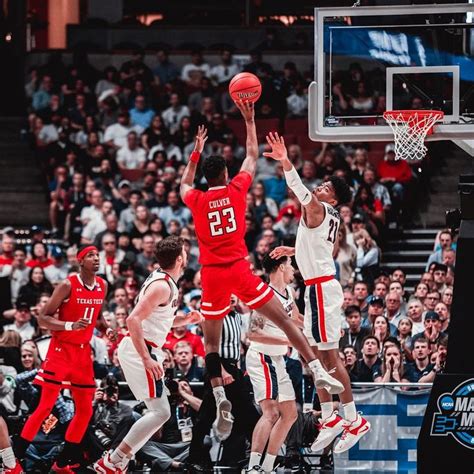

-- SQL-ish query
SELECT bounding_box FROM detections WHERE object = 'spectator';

[300,160,319,190]
[373,279,388,299]
[129,205,152,240]
[397,317,414,361]
[141,115,169,153]
[371,315,390,348]
[286,80,308,117]
[210,49,240,85]
[103,112,143,150]
[94,213,120,249]
[405,297,425,335]
[434,302,450,332]
[377,143,412,201]
[353,281,369,318]
[349,81,374,113]
[342,345,359,382]
[404,338,435,384]
[432,263,448,292]
[162,93,190,135]
[441,285,453,311]
[251,181,278,221]
[350,148,369,184]
[263,163,287,205]
[361,295,384,330]
[32,75,53,111]
[116,132,147,170]
[181,50,211,86]
[136,234,156,275]
[153,49,180,85]
[0,364,17,416]
[426,230,454,270]
[159,191,192,232]
[442,248,456,270]
[373,344,409,384]
[335,224,357,288]
[98,233,125,284]
[129,95,155,129]
[119,190,142,232]
[362,168,391,212]
[413,282,429,305]
[17,267,53,307]
[354,336,382,382]
[353,183,385,229]
[411,311,445,349]
[354,229,380,286]
[44,246,69,285]
[1,247,29,306]
[26,242,53,269]
[80,189,104,227]
[95,66,118,97]
[20,341,42,372]
[273,208,298,238]
[0,330,22,373]
[164,316,205,359]
[0,234,15,265]
[339,305,370,356]
[342,289,355,310]
[384,291,405,329]
[172,341,204,382]
[424,290,441,312]
[3,301,35,342]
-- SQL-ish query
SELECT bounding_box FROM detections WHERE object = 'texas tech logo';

[431,379,474,449]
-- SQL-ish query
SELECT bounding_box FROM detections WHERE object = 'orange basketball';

[229,72,262,103]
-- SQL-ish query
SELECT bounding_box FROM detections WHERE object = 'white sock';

[213,385,226,405]
[110,447,128,467]
[1,447,16,469]
[343,401,357,422]
[261,453,276,472]
[320,402,333,420]
[248,452,262,468]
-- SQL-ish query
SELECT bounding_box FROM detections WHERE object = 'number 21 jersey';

[184,171,252,265]
[295,202,340,280]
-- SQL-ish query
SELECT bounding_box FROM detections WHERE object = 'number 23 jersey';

[184,171,252,265]
[295,202,340,280]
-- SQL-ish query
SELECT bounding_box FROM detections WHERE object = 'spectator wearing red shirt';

[26,242,53,269]
[377,144,412,201]
[164,310,205,358]
[0,232,15,265]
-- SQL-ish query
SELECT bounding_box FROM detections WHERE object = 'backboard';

[309,3,474,143]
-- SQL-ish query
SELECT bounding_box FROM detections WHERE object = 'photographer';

[138,379,202,472]
[83,375,135,463]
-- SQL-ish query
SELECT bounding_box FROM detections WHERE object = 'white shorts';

[246,348,295,404]
[303,278,343,350]
[117,336,164,401]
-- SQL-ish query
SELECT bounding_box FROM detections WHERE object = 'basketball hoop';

[383,110,444,161]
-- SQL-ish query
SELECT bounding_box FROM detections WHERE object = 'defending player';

[266,132,371,453]
[94,236,202,474]
[180,107,343,441]
[14,245,111,473]
[245,253,303,473]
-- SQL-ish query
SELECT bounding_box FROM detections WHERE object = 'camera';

[164,368,180,396]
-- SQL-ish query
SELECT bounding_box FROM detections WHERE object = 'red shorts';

[200,259,274,320]
[34,338,96,391]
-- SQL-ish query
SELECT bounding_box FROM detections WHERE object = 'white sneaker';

[333,413,371,454]
[311,360,344,394]
[311,411,346,452]
[214,399,234,441]
[242,466,265,473]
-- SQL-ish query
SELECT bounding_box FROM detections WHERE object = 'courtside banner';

[334,387,430,472]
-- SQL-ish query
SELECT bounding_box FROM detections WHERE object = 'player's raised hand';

[270,246,295,259]
[235,100,254,122]
[72,318,90,330]
[193,125,208,153]
[263,132,288,161]
[143,357,163,380]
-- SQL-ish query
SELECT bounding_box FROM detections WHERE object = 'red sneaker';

[93,452,127,474]
[51,461,80,473]
[4,460,23,474]
[333,413,371,453]
[311,411,346,452]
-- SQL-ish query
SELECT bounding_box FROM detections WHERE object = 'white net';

[383,110,444,161]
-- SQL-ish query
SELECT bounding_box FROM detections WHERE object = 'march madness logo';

[431,379,474,449]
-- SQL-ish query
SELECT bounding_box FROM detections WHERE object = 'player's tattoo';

[249,311,265,333]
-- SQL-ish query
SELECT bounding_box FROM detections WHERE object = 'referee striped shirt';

[220,311,242,361]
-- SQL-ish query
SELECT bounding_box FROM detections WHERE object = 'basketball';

[229,72,262,103]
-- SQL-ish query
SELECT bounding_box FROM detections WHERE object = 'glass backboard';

[309,3,474,143]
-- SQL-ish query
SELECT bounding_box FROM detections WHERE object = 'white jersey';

[295,202,339,280]
[137,270,179,347]
[249,285,294,356]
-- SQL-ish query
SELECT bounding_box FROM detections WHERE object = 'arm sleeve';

[283,166,312,206]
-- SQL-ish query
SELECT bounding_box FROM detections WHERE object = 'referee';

[188,297,259,471]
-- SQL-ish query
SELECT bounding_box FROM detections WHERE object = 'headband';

[77,245,98,261]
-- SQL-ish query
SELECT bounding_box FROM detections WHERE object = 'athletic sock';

[320,402,334,421]
[1,447,16,469]
[110,447,128,468]
[261,453,276,472]
[342,401,357,422]
[248,452,262,468]
[213,385,226,405]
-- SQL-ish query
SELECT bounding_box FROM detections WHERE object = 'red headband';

[77,246,98,261]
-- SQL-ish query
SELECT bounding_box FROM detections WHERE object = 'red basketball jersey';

[54,274,106,344]
[184,171,252,265]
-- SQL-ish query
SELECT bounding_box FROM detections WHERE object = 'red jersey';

[163,330,206,357]
[54,274,106,344]
[184,171,252,265]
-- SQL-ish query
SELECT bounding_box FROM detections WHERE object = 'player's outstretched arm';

[263,132,324,220]
[38,280,89,331]
[179,125,208,201]
[237,100,258,179]
[270,246,295,259]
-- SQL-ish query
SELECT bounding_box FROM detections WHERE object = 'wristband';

[189,150,201,164]
[64,321,74,331]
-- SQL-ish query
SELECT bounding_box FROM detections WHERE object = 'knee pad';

[205,352,222,379]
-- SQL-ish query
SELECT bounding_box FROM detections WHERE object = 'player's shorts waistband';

[51,338,90,349]
[304,275,335,286]
[124,333,158,348]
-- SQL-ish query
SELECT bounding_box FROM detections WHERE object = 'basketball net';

[383,110,444,161]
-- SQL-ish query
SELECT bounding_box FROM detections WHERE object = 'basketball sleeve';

[231,171,253,193]
[284,166,312,206]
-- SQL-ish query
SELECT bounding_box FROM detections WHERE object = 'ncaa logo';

[431,378,474,449]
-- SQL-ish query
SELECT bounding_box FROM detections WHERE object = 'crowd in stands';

[0,47,454,470]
